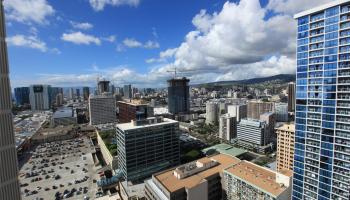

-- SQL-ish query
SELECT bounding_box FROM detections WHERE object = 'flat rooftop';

[154,154,240,193]
[53,107,74,119]
[225,161,289,197]
[116,118,178,131]
[202,143,247,157]
[276,123,295,132]
[118,100,148,106]
[294,0,350,19]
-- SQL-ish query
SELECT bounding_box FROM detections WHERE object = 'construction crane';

[166,67,197,79]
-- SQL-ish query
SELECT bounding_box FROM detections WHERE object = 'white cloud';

[70,21,94,30]
[267,0,333,15]
[123,38,142,48]
[61,32,101,45]
[7,34,47,52]
[89,0,140,11]
[102,35,116,42]
[144,40,160,49]
[122,38,160,49]
[146,48,177,63]
[4,0,54,24]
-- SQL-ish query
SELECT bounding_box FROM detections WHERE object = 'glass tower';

[294,1,350,200]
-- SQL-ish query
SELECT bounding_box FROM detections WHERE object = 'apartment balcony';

[308,100,322,105]
[340,38,350,46]
[338,86,350,92]
[339,61,350,69]
[310,22,324,30]
[342,5,350,14]
[341,22,350,30]
[337,124,350,131]
[336,131,350,138]
[310,43,324,50]
[308,107,321,112]
[338,78,350,84]
[307,114,321,119]
[337,117,350,123]
[338,101,350,107]
[335,152,350,161]
[338,94,350,100]
[309,30,324,37]
[334,166,350,177]
[335,138,350,146]
[335,145,350,154]
[334,159,350,168]
[307,121,321,126]
[333,181,349,191]
[337,108,350,115]
[306,140,320,146]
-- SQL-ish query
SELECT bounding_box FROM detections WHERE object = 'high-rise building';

[223,161,292,200]
[294,1,350,199]
[167,78,190,114]
[276,123,295,172]
[76,88,80,98]
[0,0,21,198]
[247,100,274,120]
[69,88,74,100]
[14,87,30,105]
[145,154,241,200]
[116,117,180,182]
[55,93,64,106]
[287,82,296,112]
[123,84,132,99]
[98,80,110,94]
[275,102,289,122]
[227,104,247,122]
[29,85,51,110]
[219,114,236,141]
[206,101,219,125]
[89,93,116,125]
[117,100,154,123]
[83,87,90,101]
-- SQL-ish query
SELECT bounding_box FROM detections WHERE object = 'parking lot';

[19,137,100,200]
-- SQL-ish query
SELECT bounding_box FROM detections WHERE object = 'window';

[325,16,339,25]
[298,24,309,32]
[298,31,308,39]
[324,55,337,62]
[324,63,337,70]
[325,39,338,48]
[326,6,339,17]
[324,70,336,77]
[325,32,338,40]
[324,47,337,55]
[298,38,308,46]
[298,16,309,26]
[298,52,308,59]
[298,45,308,52]
[325,24,338,33]
[297,65,307,72]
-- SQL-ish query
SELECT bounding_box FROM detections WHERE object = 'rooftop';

[116,117,178,131]
[117,100,148,106]
[224,161,289,197]
[52,107,74,119]
[276,123,295,132]
[154,154,240,193]
[202,143,247,157]
[294,0,349,19]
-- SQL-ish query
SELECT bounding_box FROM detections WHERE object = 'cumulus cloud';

[89,0,140,11]
[4,0,54,24]
[122,38,160,49]
[61,32,101,45]
[70,21,94,30]
[267,0,333,15]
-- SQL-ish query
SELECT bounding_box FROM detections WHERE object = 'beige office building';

[247,100,274,120]
[276,123,295,172]
[0,0,21,199]
[144,154,240,200]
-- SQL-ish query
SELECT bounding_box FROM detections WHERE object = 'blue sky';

[5,0,331,88]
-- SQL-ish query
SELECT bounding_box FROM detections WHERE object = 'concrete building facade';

[227,104,247,122]
[29,84,51,110]
[118,100,154,123]
[276,123,295,172]
[0,1,21,198]
[287,82,296,112]
[116,117,180,182]
[89,93,116,125]
[219,114,236,142]
[247,100,274,120]
[206,101,219,125]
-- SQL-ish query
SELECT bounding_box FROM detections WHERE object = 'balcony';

[338,94,350,100]
[310,21,324,30]
[339,61,350,69]
[307,114,321,119]
[338,86,350,92]
[336,131,350,138]
[337,108,350,115]
[337,123,350,131]
[341,22,350,30]
[338,78,350,84]
[337,117,350,123]
[335,138,350,146]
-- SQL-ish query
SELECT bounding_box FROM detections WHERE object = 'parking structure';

[19,137,100,200]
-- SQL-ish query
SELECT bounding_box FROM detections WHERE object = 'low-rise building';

[51,107,77,127]
[144,154,241,200]
[223,161,292,200]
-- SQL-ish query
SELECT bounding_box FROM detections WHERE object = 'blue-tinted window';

[295,143,305,150]
[297,72,307,78]
[297,52,308,59]
[296,130,305,137]
[319,169,332,178]
[322,121,335,129]
[298,16,309,26]
[324,78,336,84]
[323,114,335,121]
[323,93,336,99]
[296,118,306,124]
[298,38,308,46]
[320,162,332,171]
[297,45,308,52]
[323,107,335,114]
[325,32,338,40]
[296,112,306,118]
[294,155,304,163]
[323,100,335,106]
[324,70,337,77]
[324,47,337,55]
[296,92,307,98]
[297,79,307,85]
[298,24,309,32]
[310,35,323,43]
[297,86,307,91]
[298,31,308,39]
[324,63,337,70]
[297,65,307,72]
[326,6,339,17]
[325,39,338,47]
[321,142,333,150]
[325,16,339,25]
[297,59,308,66]
[324,55,337,62]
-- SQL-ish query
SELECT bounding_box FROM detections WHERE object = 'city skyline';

[6,0,330,88]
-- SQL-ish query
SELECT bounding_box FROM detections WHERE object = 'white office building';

[89,93,116,125]
[29,84,51,110]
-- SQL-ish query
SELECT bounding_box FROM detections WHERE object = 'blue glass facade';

[294,3,350,200]
[14,87,30,105]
